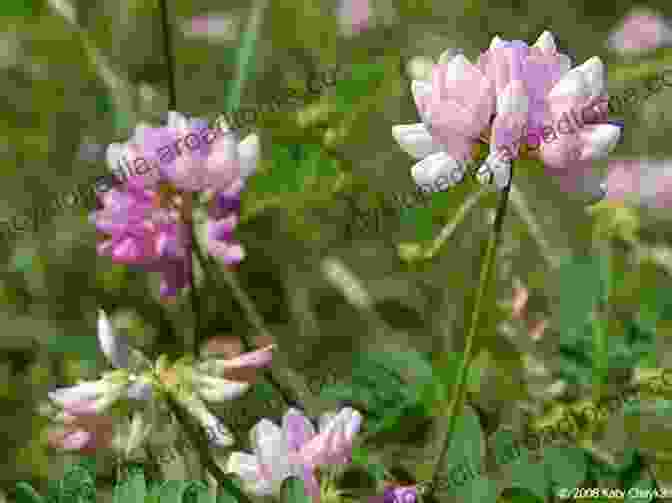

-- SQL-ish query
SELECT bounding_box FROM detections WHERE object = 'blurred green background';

[2,0,672,501]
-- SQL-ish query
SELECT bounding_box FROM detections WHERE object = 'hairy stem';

[428,169,513,498]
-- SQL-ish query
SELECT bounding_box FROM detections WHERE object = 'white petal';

[97,310,129,369]
[577,56,604,99]
[581,124,621,160]
[88,382,127,413]
[443,54,474,85]
[318,411,337,432]
[133,122,155,143]
[226,452,274,495]
[167,111,188,129]
[497,81,529,115]
[47,0,76,24]
[48,380,109,406]
[106,143,126,174]
[342,408,363,441]
[251,419,292,481]
[437,48,460,66]
[237,134,259,178]
[392,123,441,160]
[411,79,433,122]
[126,380,153,401]
[548,67,589,100]
[196,377,250,402]
[489,35,506,50]
[483,150,511,190]
[411,152,465,191]
[533,31,556,53]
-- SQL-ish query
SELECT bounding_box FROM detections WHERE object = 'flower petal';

[237,134,260,179]
[226,452,274,495]
[411,152,466,191]
[97,309,130,369]
[392,123,441,160]
[282,408,316,452]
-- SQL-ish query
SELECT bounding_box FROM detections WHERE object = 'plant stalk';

[428,169,513,498]
[164,394,252,503]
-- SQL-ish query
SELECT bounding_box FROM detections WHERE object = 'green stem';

[428,170,513,498]
[189,233,305,411]
[164,395,252,503]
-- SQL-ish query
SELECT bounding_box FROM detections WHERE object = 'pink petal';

[282,409,316,452]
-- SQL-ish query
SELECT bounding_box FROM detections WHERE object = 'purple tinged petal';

[61,430,93,450]
[282,408,316,452]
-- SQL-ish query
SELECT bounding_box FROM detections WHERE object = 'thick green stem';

[428,171,513,498]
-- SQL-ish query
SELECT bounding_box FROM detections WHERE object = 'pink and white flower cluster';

[226,407,362,503]
[393,31,622,201]
[45,310,275,454]
[606,8,672,56]
[93,112,258,297]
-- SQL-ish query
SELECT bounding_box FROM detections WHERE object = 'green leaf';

[46,334,99,360]
[491,430,549,501]
[280,477,311,503]
[436,408,485,491]
[2,0,35,17]
[15,482,45,503]
[121,468,146,503]
[182,481,216,503]
[558,255,603,339]
[333,62,387,106]
[61,463,96,503]
[156,481,192,503]
[543,447,587,492]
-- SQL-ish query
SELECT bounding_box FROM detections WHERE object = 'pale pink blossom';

[47,399,115,454]
[226,407,362,502]
[607,8,672,55]
[337,0,372,38]
[181,13,238,42]
[604,159,672,209]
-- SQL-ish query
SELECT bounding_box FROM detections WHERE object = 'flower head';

[94,114,258,297]
[226,407,362,503]
[45,310,271,453]
[393,31,623,198]
[607,8,672,55]
[46,399,115,454]
[603,159,672,210]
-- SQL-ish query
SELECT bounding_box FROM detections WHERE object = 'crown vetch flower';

[603,159,672,210]
[226,407,362,503]
[393,31,623,198]
[46,399,115,454]
[606,8,672,55]
[538,56,622,200]
[45,310,270,453]
[94,114,258,297]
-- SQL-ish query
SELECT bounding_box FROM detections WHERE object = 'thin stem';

[188,222,203,358]
[164,395,252,503]
[190,230,305,410]
[427,171,513,498]
[157,0,178,111]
